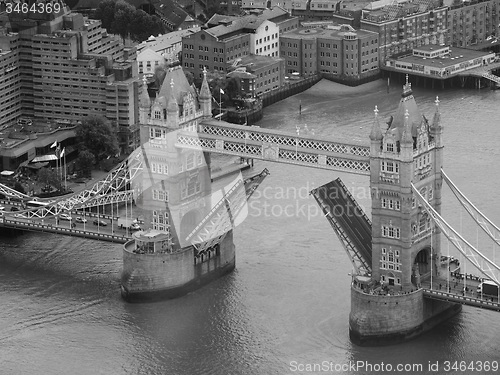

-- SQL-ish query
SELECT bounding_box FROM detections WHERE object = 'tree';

[75,150,95,178]
[154,65,168,88]
[93,0,166,43]
[95,0,116,31]
[76,116,119,166]
[38,168,61,191]
[111,1,135,41]
[13,181,26,195]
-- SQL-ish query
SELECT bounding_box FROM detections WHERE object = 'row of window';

[255,33,278,44]
[381,161,400,174]
[152,189,169,202]
[381,198,401,210]
[382,225,401,239]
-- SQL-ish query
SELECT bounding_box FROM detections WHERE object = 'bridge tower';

[350,80,461,345]
[122,67,236,300]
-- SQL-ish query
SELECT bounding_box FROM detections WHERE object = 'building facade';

[446,0,500,48]
[182,26,252,79]
[361,1,447,64]
[235,54,285,95]
[0,7,142,152]
[280,24,379,79]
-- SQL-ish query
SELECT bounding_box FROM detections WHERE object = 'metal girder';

[12,149,144,220]
[187,169,269,254]
[412,183,500,286]
[176,123,370,175]
[0,183,31,200]
[442,168,500,247]
[311,190,372,276]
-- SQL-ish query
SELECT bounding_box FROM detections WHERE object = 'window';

[186,153,195,170]
[386,142,394,152]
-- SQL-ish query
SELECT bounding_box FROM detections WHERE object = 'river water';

[1,79,499,374]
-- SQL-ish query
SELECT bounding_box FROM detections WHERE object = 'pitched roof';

[157,66,196,106]
[387,82,422,139]
[137,48,164,61]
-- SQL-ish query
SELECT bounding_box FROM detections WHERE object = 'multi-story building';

[207,8,300,35]
[0,31,21,129]
[0,7,143,152]
[360,0,447,64]
[280,24,379,79]
[137,49,165,76]
[234,54,285,95]
[445,0,500,48]
[136,28,200,68]
[182,26,251,79]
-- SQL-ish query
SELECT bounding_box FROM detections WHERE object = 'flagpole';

[219,88,221,120]
[64,149,67,191]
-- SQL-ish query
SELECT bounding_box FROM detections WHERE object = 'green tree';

[75,150,95,178]
[154,65,167,88]
[13,181,26,195]
[38,168,61,191]
[95,0,116,31]
[112,1,135,41]
[77,116,119,166]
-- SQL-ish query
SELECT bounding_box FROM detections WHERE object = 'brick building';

[280,24,379,79]
[360,0,447,64]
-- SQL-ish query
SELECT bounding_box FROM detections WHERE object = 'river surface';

[1,79,500,374]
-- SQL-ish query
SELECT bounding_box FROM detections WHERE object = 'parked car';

[75,216,87,223]
[93,219,107,226]
[59,213,72,221]
[129,222,141,231]
[0,206,5,211]
[10,206,20,211]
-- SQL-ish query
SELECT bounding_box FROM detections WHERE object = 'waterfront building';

[226,69,257,97]
[280,24,379,79]
[233,54,285,95]
[183,8,296,79]
[0,6,143,152]
[384,45,495,78]
[445,0,500,49]
[360,0,447,64]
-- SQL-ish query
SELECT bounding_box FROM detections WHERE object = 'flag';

[50,140,58,149]
[60,147,65,158]
[220,88,225,95]
[55,144,61,158]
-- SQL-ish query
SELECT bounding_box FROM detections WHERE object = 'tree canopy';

[76,116,119,165]
[94,0,165,42]
[38,168,61,191]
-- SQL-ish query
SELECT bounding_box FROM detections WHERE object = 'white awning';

[32,154,58,163]
[1,170,14,176]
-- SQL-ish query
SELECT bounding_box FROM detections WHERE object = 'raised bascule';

[1,71,499,345]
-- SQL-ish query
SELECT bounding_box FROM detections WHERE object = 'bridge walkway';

[311,178,372,274]
[421,276,500,312]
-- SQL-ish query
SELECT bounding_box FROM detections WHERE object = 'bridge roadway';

[311,178,372,272]
[422,275,500,312]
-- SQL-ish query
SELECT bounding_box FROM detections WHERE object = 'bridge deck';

[312,178,372,270]
[422,277,500,312]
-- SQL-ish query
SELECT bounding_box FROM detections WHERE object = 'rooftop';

[394,46,493,70]
[237,54,284,71]
[282,24,377,40]
[137,28,200,54]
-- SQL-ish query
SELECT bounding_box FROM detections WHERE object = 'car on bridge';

[59,213,72,221]
[129,222,141,231]
[93,219,107,226]
[10,206,20,212]
[75,216,87,223]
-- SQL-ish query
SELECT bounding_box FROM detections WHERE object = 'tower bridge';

[1,67,499,343]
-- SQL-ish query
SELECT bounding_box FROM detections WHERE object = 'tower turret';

[369,105,383,157]
[166,79,179,128]
[199,67,212,119]
[400,109,413,161]
[430,96,443,148]
[139,76,151,124]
